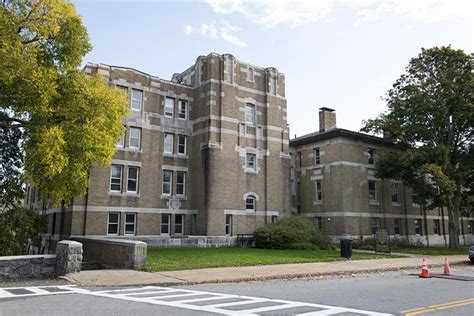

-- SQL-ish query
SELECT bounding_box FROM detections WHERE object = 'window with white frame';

[107,212,120,235]
[314,147,321,165]
[433,219,440,235]
[164,133,174,154]
[175,214,184,235]
[368,180,377,202]
[239,122,245,135]
[178,100,187,120]
[165,97,174,117]
[371,217,379,235]
[127,167,139,193]
[368,148,375,165]
[124,213,136,235]
[394,218,402,235]
[246,195,256,211]
[391,182,400,203]
[225,214,232,236]
[110,165,123,192]
[314,180,322,201]
[246,153,256,171]
[162,170,172,195]
[117,129,125,147]
[129,127,141,149]
[245,103,255,124]
[161,213,170,235]
[272,76,277,95]
[247,67,254,81]
[176,171,186,196]
[414,219,422,235]
[131,89,143,111]
[177,135,187,155]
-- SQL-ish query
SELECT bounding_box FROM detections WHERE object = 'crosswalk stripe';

[206,299,266,308]
[174,295,234,304]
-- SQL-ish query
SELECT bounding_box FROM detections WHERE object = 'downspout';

[83,187,89,236]
[440,206,447,247]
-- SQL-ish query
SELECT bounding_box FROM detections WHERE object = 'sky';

[72,0,473,138]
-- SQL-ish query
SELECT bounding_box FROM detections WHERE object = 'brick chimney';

[319,107,336,132]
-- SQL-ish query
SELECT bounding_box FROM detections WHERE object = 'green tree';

[0,0,128,208]
[362,46,473,247]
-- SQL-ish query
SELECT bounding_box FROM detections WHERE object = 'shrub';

[254,216,319,249]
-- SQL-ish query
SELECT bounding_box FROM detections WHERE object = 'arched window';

[246,195,256,211]
[247,67,254,82]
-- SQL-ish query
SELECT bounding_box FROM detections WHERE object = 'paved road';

[0,265,472,315]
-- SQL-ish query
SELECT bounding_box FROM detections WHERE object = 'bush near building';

[253,216,332,250]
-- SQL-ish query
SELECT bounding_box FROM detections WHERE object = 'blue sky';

[73,0,472,138]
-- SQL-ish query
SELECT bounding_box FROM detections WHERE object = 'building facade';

[290,108,474,246]
[25,54,473,249]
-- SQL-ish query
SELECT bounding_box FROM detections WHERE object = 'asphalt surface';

[0,265,473,315]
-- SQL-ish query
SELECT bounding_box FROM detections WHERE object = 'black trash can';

[340,238,352,259]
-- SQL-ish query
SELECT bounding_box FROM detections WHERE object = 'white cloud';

[183,24,193,35]
[204,0,472,27]
[185,22,247,47]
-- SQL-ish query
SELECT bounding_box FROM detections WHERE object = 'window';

[124,213,136,235]
[164,133,174,154]
[175,214,184,235]
[391,182,400,203]
[177,135,187,155]
[178,100,187,120]
[297,151,302,168]
[414,219,422,235]
[165,97,174,117]
[245,103,255,124]
[246,195,256,211]
[117,129,125,147]
[176,171,186,196]
[271,215,278,223]
[433,219,440,235]
[271,76,277,95]
[110,165,123,192]
[131,89,142,111]
[162,170,172,195]
[368,148,375,165]
[368,180,377,202]
[246,153,256,171]
[129,127,141,149]
[225,214,232,236]
[247,67,254,81]
[314,180,322,201]
[469,220,474,235]
[161,214,170,235]
[394,218,402,235]
[107,213,120,235]
[127,167,139,193]
[371,217,379,235]
[412,192,419,205]
[314,148,321,165]
[315,217,323,231]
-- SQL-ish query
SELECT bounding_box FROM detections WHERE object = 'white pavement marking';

[72,286,394,316]
[0,285,393,315]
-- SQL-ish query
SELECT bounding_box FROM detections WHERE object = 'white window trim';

[117,131,125,148]
[165,97,174,118]
[107,212,120,236]
[245,103,255,125]
[225,214,232,236]
[414,219,423,235]
[177,135,187,155]
[314,180,322,202]
[368,180,378,203]
[245,153,257,172]
[129,127,141,149]
[127,167,139,193]
[314,148,321,165]
[174,214,184,235]
[176,171,186,197]
[160,213,171,236]
[110,165,122,192]
[164,133,174,154]
[124,213,136,236]
[245,196,256,211]
[178,100,187,120]
[162,170,173,196]
[391,182,400,205]
[368,148,375,165]
[131,89,143,111]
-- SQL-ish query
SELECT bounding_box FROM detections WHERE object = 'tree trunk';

[447,188,462,248]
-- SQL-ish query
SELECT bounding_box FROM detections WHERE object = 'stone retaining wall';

[72,236,146,269]
[109,235,237,248]
[0,255,57,278]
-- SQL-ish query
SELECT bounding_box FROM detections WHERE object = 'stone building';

[290,107,474,246]
[25,53,473,249]
[25,53,292,249]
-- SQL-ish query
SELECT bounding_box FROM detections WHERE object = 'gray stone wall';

[56,240,82,276]
[0,255,56,279]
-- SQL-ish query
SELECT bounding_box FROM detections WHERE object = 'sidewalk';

[62,254,469,287]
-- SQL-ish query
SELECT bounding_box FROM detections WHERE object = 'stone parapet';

[0,255,57,278]
[56,240,83,276]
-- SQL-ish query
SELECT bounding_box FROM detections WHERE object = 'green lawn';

[144,247,395,272]
[393,245,470,256]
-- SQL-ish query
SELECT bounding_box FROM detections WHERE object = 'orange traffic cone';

[420,258,430,278]
[443,257,452,275]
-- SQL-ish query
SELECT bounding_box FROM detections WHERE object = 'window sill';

[161,194,172,199]
[125,192,140,197]
[369,201,380,206]
[109,192,140,197]
[175,195,187,200]
[313,201,323,205]
[392,203,401,207]
[244,169,257,174]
